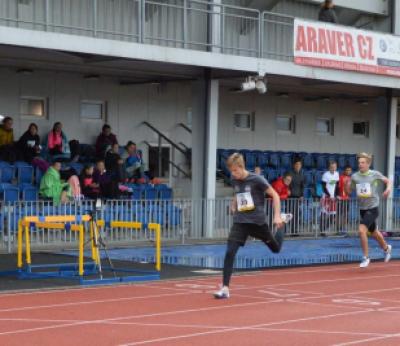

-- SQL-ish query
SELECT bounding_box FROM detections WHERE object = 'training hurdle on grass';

[17,215,162,285]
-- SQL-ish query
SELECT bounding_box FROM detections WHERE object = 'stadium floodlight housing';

[241,78,256,92]
[255,79,267,94]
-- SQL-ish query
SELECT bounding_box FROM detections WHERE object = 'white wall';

[218,87,386,167]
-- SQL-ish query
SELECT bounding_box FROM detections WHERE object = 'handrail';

[142,122,187,156]
[177,123,192,134]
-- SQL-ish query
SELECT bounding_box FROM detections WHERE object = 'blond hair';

[357,152,373,164]
[226,153,245,168]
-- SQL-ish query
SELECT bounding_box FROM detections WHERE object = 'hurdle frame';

[16,215,161,285]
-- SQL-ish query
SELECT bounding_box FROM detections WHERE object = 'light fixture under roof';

[84,74,100,81]
[16,68,33,75]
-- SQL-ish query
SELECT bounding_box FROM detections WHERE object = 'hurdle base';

[15,262,160,286]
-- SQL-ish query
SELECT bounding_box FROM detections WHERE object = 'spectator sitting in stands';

[18,123,41,163]
[46,122,70,161]
[121,141,145,183]
[95,124,118,159]
[254,166,262,175]
[39,160,71,204]
[93,160,120,199]
[0,116,19,162]
[272,172,292,201]
[105,143,125,182]
[318,0,338,23]
[80,165,101,199]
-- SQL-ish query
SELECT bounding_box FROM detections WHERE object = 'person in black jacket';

[105,143,125,182]
[17,123,41,163]
[318,0,338,24]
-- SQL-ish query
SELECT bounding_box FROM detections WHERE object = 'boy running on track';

[346,152,392,268]
[214,153,287,299]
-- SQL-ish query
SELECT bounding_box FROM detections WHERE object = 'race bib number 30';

[356,183,372,198]
[237,192,255,212]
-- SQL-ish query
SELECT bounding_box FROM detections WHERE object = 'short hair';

[96,159,105,164]
[293,158,302,165]
[3,116,12,124]
[344,165,352,170]
[357,152,372,164]
[102,124,111,132]
[126,141,136,148]
[283,172,292,179]
[328,160,337,167]
[226,153,245,168]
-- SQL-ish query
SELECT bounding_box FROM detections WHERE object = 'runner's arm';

[382,176,392,198]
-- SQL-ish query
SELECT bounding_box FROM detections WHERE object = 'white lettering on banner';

[332,298,381,306]
[293,19,400,77]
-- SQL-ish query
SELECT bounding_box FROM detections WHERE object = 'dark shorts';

[228,223,273,246]
[360,207,379,232]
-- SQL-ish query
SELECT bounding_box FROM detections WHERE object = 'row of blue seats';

[217,149,360,172]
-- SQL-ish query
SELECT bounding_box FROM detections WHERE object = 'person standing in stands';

[320,160,340,235]
[318,0,338,23]
[346,153,392,268]
[18,123,41,163]
[0,117,18,162]
[213,153,285,299]
[289,158,305,235]
[95,124,118,159]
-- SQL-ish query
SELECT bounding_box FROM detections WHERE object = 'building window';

[234,112,254,131]
[353,121,369,138]
[276,115,295,133]
[316,118,334,135]
[20,97,47,118]
[80,100,106,120]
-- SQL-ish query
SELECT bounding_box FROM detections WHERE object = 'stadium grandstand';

[0,0,399,344]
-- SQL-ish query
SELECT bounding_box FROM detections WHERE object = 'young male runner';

[214,153,287,299]
[347,153,392,268]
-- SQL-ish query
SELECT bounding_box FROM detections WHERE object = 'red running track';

[1,262,400,345]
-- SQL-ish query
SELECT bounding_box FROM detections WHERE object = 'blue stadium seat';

[268,153,280,168]
[303,188,313,199]
[337,155,347,169]
[165,205,181,226]
[3,186,19,203]
[22,186,38,201]
[257,152,269,169]
[35,167,44,186]
[267,169,279,182]
[347,154,358,170]
[69,163,83,175]
[159,188,173,200]
[17,165,33,186]
[280,153,292,169]
[315,154,328,170]
[302,153,314,169]
[144,188,158,200]
[396,157,400,171]
[314,170,324,183]
[0,165,14,184]
[244,152,256,170]
[132,188,143,200]
[303,170,314,187]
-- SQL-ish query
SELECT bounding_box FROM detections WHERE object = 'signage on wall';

[293,19,400,77]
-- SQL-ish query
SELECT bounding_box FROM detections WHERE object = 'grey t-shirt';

[351,170,385,210]
[232,173,270,225]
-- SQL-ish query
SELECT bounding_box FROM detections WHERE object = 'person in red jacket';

[272,172,292,200]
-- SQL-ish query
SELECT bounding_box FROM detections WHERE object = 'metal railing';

[1,197,399,253]
[0,0,295,60]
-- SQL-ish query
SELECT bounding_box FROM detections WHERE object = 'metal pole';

[141,0,146,43]
[158,135,162,178]
[259,11,263,58]
[45,0,50,31]
[183,0,188,48]
[220,5,224,53]
[93,0,97,37]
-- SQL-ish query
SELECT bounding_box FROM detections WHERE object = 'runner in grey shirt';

[213,153,286,299]
[347,153,392,268]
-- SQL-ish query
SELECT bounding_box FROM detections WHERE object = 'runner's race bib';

[356,183,372,198]
[236,192,255,212]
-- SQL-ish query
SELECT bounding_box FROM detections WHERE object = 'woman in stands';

[46,122,70,160]
[0,116,19,162]
[80,164,101,199]
[214,153,286,299]
[18,123,41,163]
[346,153,392,268]
[105,143,125,182]
[95,124,118,159]
[93,160,120,199]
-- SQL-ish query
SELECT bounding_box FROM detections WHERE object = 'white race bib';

[356,183,372,198]
[236,192,255,212]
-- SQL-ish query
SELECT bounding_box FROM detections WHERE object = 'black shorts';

[228,223,273,246]
[360,207,379,232]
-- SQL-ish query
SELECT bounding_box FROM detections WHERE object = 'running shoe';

[384,244,392,263]
[359,257,370,268]
[213,286,230,299]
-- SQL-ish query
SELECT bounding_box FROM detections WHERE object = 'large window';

[353,121,369,138]
[80,100,106,120]
[276,115,295,133]
[234,112,254,131]
[20,97,47,118]
[316,118,334,135]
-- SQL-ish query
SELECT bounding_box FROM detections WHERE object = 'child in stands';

[80,165,100,199]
